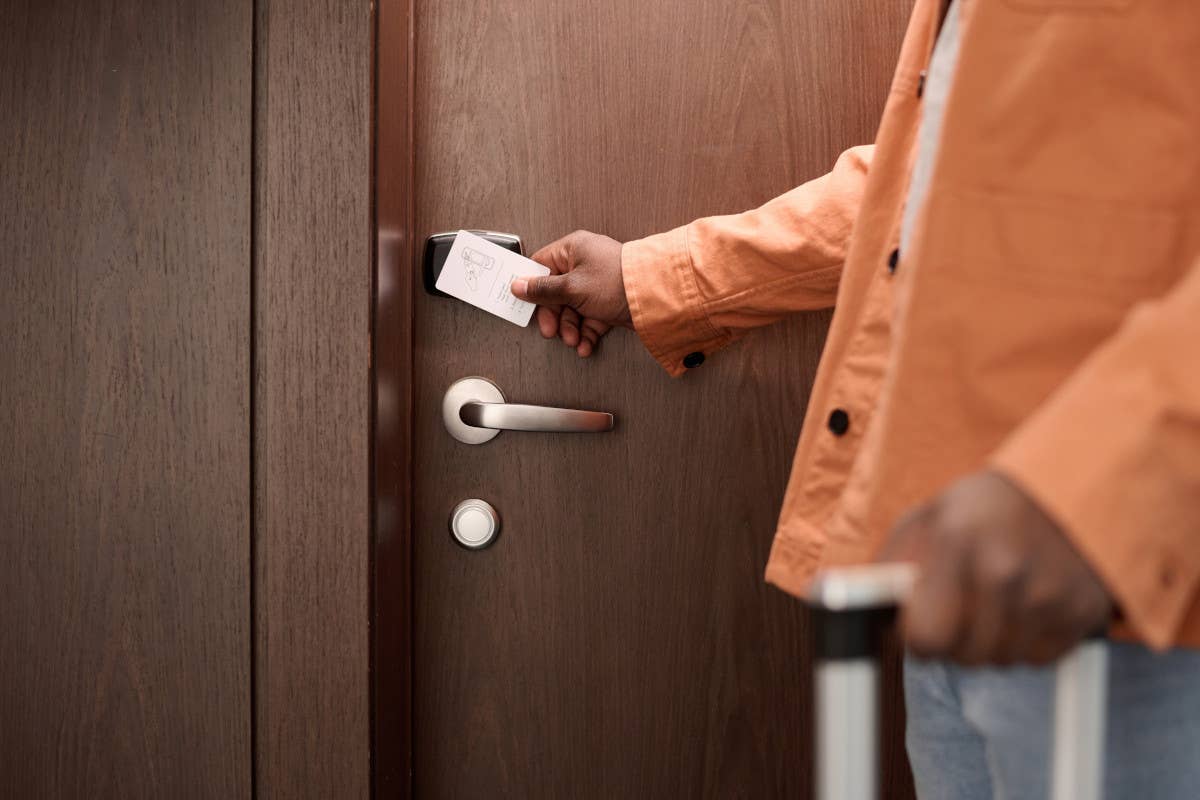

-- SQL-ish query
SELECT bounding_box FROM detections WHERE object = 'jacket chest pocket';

[920,189,1189,300]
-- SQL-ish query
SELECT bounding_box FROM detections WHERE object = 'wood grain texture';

[0,1,252,797]
[407,0,913,797]
[253,0,372,797]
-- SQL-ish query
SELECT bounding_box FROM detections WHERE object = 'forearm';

[622,145,873,376]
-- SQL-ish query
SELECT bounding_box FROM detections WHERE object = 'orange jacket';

[621,0,1200,649]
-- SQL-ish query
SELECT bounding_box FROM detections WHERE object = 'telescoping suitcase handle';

[805,563,1109,800]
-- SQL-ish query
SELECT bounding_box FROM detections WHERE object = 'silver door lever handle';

[460,401,613,433]
[443,377,615,444]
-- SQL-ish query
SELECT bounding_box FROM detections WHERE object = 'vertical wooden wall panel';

[254,0,372,797]
[0,1,253,798]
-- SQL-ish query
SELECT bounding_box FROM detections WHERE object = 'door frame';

[372,0,416,796]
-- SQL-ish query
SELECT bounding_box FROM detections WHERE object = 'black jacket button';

[683,351,705,369]
[827,408,850,437]
[888,248,900,274]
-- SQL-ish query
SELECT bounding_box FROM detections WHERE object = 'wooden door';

[396,1,912,796]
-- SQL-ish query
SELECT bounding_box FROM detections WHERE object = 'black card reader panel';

[422,231,524,298]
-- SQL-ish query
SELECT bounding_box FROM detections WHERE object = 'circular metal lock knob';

[450,498,500,549]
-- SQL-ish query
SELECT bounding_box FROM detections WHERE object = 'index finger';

[530,239,571,274]
[535,305,561,339]
[877,504,936,564]
[902,531,969,659]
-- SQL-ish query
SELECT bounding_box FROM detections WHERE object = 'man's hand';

[511,230,631,358]
[878,471,1113,666]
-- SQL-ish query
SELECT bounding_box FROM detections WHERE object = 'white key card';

[435,230,550,327]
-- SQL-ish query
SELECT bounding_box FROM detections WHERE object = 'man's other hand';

[878,470,1113,666]
[511,230,631,358]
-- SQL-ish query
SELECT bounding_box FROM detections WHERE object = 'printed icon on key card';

[460,247,494,291]
[436,230,550,327]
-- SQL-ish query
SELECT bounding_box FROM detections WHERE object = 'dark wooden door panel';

[0,2,252,797]
[409,1,911,797]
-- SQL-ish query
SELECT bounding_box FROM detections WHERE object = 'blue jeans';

[904,643,1200,799]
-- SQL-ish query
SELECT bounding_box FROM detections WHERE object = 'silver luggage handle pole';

[806,564,1108,800]
[1053,634,1109,800]
[807,564,916,800]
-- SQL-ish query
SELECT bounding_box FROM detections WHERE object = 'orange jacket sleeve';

[992,258,1200,649]
[621,145,873,377]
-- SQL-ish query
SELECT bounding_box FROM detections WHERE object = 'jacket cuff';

[621,225,734,377]
[991,393,1200,650]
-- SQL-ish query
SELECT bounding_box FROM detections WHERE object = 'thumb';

[512,274,575,305]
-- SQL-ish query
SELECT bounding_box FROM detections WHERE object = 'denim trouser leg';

[904,642,1200,800]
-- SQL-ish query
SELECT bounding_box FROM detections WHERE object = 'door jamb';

[372,0,416,795]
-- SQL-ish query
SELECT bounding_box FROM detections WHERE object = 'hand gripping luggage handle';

[805,563,1108,800]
